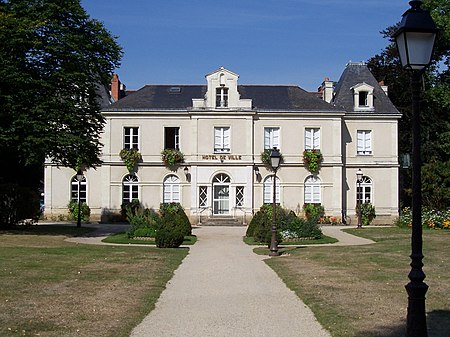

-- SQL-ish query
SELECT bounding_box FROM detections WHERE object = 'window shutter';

[357,131,364,153]
[365,131,372,152]
[273,128,280,148]
[214,128,222,149]
[305,129,312,149]
[223,127,230,148]
[313,129,320,149]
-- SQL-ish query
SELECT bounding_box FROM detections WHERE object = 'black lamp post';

[392,2,438,336]
[76,170,84,228]
[269,147,281,257]
[356,168,363,229]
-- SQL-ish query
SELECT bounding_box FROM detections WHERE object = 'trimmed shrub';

[281,217,323,240]
[246,204,295,246]
[68,200,90,222]
[155,227,185,248]
[159,202,192,236]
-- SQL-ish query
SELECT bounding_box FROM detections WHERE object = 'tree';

[0,0,122,186]
[367,0,450,210]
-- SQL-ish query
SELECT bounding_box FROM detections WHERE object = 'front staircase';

[199,216,245,226]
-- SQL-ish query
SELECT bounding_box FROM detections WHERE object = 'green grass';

[102,232,197,245]
[244,235,338,247]
[264,227,450,337]
[0,225,188,337]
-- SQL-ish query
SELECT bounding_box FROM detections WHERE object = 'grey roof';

[103,84,342,112]
[333,62,400,113]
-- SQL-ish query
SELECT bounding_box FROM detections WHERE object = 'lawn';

[0,225,188,337]
[102,232,197,245]
[265,227,450,337]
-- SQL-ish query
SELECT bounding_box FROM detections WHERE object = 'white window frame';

[71,175,87,203]
[216,87,229,108]
[214,127,230,153]
[263,175,280,204]
[264,127,280,150]
[124,127,139,150]
[235,186,244,208]
[304,175,321,204]
[357,130,372,155]
[199,186,208,208]
[122,174,139,203]
[163,175,180,203]
[357,176,373,204]
[305,128,320,150]
[164,127,180,150]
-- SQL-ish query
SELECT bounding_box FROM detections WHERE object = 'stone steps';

[200,217,245,226]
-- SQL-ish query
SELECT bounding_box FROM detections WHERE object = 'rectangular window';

[264,127,280,150]
[235,186,244,207]
[124,127,139,149]
[199,186,208,208]
[214,127,230,153]
[305,185,321,204]
[216,87,229,108]
[359,91,369,106]
[357,130,372,155]
[305,128,320,150]
[164,127,180,150]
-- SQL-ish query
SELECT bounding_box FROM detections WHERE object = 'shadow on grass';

[0,224,96,237]
[355,310,450,337]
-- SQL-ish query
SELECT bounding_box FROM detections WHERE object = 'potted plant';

[303,149,323,174]
[119,148,142,172]
[161,148,184,167]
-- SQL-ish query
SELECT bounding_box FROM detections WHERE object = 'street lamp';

[356,168,363,229]
[392,2,438,336]
[76,170,84,228]
[269,147,281,257]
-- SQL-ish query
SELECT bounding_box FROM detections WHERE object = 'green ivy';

[161,149,184,167]
[303,149,323,174]
[119,148,142,172]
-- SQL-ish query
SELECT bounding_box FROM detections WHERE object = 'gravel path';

[130,226,332,337]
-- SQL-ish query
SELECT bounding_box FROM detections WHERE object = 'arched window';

[123,174,138,203]
[357,176,372,204]
[263,175,280,204]
[71,175,87,203]
[163,175,180,203]
[304,175,321,204]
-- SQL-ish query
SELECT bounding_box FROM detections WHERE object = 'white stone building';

[44,63,401,224]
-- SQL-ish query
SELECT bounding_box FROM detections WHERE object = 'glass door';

[213,185,229,215]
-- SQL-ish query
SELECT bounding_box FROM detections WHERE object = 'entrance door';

[213,185,229,215]
[212,173,231,215]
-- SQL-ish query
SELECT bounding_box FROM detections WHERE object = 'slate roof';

[333,62,400,113]
[103,84,342,112]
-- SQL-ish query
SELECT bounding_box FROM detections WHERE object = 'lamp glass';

[270,148,281,169]
[356,169,363,181]
[397,31,436,70]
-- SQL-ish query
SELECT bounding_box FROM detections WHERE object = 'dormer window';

[359,91,369,107]
[216,87,228,108]
[351,83,374,111]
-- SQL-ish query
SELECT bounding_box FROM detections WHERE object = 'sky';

[81,0,408,92]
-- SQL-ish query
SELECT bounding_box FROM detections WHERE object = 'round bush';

[155,228,185,248]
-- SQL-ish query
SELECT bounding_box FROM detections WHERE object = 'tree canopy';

[0,0,122,185]
[367,0,450,210]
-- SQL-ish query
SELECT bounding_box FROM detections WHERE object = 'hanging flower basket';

[303,149,323,174]
[260,149,284,172]
[161,148,184,167]
[119,148,142,172]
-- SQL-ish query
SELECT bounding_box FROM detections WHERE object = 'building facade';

[44,63,401,224]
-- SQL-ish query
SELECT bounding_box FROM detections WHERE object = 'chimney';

[110,74,121,102]
[378,80,388,96]
[321,77,334,103]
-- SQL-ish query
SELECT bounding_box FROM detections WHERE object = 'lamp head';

[392,1,438,71]
[270,147,281,170]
